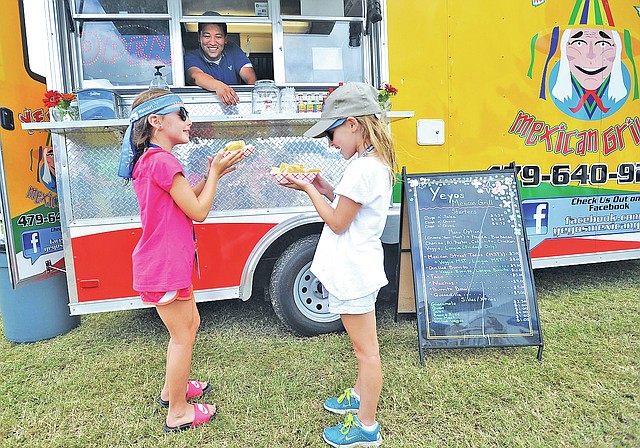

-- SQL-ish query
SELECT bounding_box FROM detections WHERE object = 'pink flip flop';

[186,380,212,400]
[158,380,212,408]
[163,403,218,433]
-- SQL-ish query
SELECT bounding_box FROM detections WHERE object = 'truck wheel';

[269,234,344,336]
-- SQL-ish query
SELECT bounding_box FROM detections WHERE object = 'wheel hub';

[292,262,338,323]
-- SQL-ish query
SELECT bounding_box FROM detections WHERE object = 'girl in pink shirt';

[124,89,243,432]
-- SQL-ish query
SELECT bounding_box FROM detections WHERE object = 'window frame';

[66,0,379,90]
[20,0,47,83]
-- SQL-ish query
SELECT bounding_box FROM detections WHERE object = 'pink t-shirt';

[131,146,195,292]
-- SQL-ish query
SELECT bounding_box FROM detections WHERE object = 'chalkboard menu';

[401,169,543,364]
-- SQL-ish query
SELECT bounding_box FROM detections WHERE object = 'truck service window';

[279,0,365,84]
[76,0,167,13]
[72,0,172,87]
[282,21,364,83]
[80,20,172,87]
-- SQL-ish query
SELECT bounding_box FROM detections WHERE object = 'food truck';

[3,0,639,336]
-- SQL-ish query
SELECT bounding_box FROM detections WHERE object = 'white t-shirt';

[311,156,393,300]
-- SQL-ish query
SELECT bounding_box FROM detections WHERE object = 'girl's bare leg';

[156,298,214,427]
[341,311,381,427]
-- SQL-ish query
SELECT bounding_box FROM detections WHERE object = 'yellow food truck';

[388,0,640,269]
[3,0,639,336]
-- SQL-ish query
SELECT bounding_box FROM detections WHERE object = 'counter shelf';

[21,111,414,133]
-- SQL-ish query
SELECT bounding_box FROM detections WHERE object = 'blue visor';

[326,118,347,132]
[117,93,183,179]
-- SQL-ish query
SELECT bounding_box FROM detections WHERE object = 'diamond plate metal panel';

[117,100,254,120]
[64,120,349,220]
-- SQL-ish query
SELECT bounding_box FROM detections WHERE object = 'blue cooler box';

[0,247,80,342]
[78,89,119,120]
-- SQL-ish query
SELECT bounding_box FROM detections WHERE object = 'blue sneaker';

[323,414,382,447]
[324,388,360,414]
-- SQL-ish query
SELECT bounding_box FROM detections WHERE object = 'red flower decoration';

[60,93,77,102]
[42,90,62,108]
[384,83,398,95]
[378,83,399,103]
[42,90,76,108]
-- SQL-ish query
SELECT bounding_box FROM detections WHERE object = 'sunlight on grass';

[0,260,638,447]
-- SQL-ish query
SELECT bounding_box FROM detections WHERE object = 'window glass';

[279,0,300,15]
[280,0,363,17]
[22,0,47,79]
[182,0,267,17]
[79,20,172,87]
[77,0,167,14]
[282,21,363,83]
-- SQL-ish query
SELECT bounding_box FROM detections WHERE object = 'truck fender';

[238,212,322,300]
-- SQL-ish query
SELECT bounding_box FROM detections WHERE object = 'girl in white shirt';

[281,82,396,448]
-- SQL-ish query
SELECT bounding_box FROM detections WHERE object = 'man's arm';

[239,65,257,85]
[186,67,240,106]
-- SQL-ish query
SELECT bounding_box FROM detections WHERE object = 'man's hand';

[187,67,241,106]
[215,83,240,106]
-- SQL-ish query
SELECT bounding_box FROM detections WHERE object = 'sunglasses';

[325,118,347,141]
[325,127,336,141]
[177,106,189,121]
[157,106,190,121]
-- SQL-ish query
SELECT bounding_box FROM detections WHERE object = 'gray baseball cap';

[303,82,381,138]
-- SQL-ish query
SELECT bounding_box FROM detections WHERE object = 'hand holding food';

[270,163,320,174]
[221,140,256,158]
[271,163,320,185]
[210,149,244,178]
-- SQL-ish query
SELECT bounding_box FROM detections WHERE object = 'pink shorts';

[140,285,193,306]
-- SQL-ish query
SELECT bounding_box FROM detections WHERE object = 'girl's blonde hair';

[130,89,172,169]
[356,115,397,182]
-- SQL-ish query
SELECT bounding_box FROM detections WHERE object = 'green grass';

[0,260,638,447]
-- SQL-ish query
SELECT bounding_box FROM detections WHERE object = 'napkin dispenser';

[77,89,120,120]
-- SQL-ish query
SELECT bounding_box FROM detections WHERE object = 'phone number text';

[17,212,60,227]
[489,163,640,187]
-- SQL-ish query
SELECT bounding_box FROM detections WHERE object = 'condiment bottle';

[149,65,170,90]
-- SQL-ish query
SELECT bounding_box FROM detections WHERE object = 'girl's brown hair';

[130,89,172,169]
[355,115,397,183]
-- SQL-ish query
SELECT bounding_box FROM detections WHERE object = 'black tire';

[269,234,344,336]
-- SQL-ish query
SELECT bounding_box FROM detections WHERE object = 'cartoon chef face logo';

[549,27,629,120]
[565,28,616,90]
[531,0,637,121]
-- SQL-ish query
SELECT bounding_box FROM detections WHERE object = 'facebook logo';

[21,231,41,256]
[523,202,548,235]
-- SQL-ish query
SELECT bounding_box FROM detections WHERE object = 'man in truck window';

[184,12,257,106]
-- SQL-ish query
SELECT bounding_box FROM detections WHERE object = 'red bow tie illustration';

[570,90,610,113]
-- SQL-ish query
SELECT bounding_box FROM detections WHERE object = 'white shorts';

[327,289,379,315]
